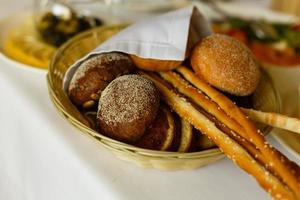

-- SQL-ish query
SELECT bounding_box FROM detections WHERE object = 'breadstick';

[160,71,283,180]
[176,66,250,135]
[242,108,300,134]
[142,72,295,200]
[176,66,300,198]
[159,71,247,140]
[211,113,279,179]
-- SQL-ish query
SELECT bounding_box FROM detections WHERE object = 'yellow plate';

[47,24,281,170]
[0,12,56,70]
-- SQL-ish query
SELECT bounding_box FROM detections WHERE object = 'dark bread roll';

[68,52,135,108]
[168,113,193,152]
[168,113,182,152]
[191,34,261,96]
[135,105,175,151]
[97,74,160,143]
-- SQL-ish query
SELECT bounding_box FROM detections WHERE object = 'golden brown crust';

[190,34,261,96]
[176,66,300,199]
[158,70,248,140]
[141,72,295,199]
[159,69,283,176]
[158,70,281,172]
[130,54,182,71]
[242,108,300,134]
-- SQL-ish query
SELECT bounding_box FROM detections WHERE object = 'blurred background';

[0,0,300,192]
[1,0,298,68]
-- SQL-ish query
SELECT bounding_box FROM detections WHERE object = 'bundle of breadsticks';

[138,34,300,200]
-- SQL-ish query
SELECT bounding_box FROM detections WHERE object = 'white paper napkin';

[63,6,212,91]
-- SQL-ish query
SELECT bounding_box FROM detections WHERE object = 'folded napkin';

[63,6,212,91]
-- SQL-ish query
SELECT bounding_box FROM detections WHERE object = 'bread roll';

[68,52,135,108]
[97,75,160,143]
[130,55,182,71]
[191,34,261,96]
[135,105,175,151]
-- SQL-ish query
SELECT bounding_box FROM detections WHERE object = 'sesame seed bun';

[97,75,160,143]
[191,34,261,96]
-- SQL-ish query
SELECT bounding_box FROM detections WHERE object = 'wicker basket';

[47,24,281,170]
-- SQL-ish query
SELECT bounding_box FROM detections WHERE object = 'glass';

[33,0,103,46]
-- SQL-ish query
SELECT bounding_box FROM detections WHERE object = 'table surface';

[0,1,299,200]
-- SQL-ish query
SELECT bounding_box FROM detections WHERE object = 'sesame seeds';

[192,34,261,96]
[98,75,160,125]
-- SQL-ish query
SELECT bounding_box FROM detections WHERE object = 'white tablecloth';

[1,1,300,200]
